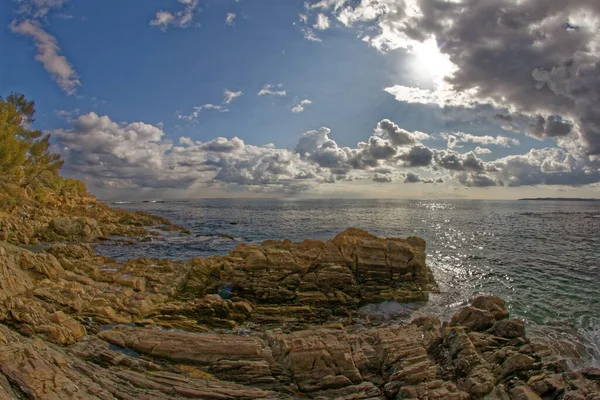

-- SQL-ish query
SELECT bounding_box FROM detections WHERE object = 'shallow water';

[95,198,600,367]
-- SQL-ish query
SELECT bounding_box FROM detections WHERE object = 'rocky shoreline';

[0,197,599,399]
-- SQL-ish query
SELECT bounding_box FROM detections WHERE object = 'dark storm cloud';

[330,0,600,154]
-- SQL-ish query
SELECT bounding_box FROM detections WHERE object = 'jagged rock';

[472,296,510,321]
[451,306,497,332]
[509,385,542,400]
[0,223,599,399]
[492,319,526,339]
[46,216,103,241]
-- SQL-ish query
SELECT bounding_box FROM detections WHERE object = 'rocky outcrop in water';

[0,220,598,399]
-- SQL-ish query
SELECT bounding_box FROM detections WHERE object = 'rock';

[1,217,599,399]
[450,306,496,332]
[492,319,525,338]
[47,216,103,241]
[502,354,535,377]
[508,385,542,400]
[472,296,510,320]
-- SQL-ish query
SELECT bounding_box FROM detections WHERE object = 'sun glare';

[409,38,456,85]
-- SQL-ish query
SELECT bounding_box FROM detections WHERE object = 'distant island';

[519,197,600,202]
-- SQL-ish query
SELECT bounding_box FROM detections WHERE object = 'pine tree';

[0,93,64,188]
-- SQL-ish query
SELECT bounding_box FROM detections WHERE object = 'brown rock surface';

[0,222,598,399]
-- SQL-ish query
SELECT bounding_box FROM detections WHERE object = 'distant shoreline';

[519,197,600,202]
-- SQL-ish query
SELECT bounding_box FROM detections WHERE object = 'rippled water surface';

[95,199,600,367]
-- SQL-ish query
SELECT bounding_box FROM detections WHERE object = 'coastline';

[1,192,600,398]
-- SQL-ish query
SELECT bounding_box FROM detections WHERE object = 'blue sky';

[2,0,599,199]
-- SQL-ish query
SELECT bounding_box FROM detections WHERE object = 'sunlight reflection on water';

[95,198,600,367]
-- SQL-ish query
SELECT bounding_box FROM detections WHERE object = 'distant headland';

[519,197,600,202]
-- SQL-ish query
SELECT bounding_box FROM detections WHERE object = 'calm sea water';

[96,199,600,367]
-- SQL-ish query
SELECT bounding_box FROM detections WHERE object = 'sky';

[1,0,600,200]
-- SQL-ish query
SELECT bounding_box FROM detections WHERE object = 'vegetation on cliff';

[0,93,87,210]
[0,93,188,245]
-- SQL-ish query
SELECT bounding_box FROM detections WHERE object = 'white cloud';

[178,104,226,121]
[474,146,492,155]
[313,13,330,30]
[225,13,236,26]
[15,0,70,19]
[179,89,242,120]
[223,89,243,105]
[291,99,312,113]
[443,132,520,149]
[151,0,199,31]
[375,119,429,147]
[10,19,80,95]
[258,84,287,97]
[384,84,488,109]
[53,112,327,192]
[302,27,322,42]
[50,113,600,194]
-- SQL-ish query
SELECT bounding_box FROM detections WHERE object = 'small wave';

[111,201,133,204]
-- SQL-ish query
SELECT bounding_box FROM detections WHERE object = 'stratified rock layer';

[0,226,598,399]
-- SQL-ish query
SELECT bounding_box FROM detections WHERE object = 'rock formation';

[0,204,598,399]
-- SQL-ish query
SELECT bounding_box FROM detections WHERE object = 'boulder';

[492,319,525,339]
[47,216,103,241]
[472,296,510,320]
[450,306,496,332]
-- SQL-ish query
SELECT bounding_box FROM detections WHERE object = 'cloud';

[397,145,434,167]
[51,113,600,194]
[52,112,325,192]
[474,146,492,155]
[225,13,236,26]
[493,148,600,187]
[55,108,80,120]
[151,0,199,31]
[373,173,393,183]
[295,127,350,169]
[443,132,520,149]
[384,85,484,109]
[178,104,226,120]
[14,0,70,19]
[178,89,242,120]
[291,99,312,113]
[314,13,330,30]
[376,119,429,147]
[223,89,243,105]
[456,172,503,188]
[318,0,600,155]
[434,150,486,173]
[258,84,287,96]
[302,27,322,42]
[528,115,575,139]
[10,19,80,95]
[404,172,420,183]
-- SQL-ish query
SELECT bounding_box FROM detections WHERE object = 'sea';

[95,198,600,368]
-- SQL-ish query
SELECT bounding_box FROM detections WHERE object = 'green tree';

[0,93,64,188]
[0,99,28,182]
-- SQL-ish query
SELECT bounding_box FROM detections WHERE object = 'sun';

[409,37,456,86]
